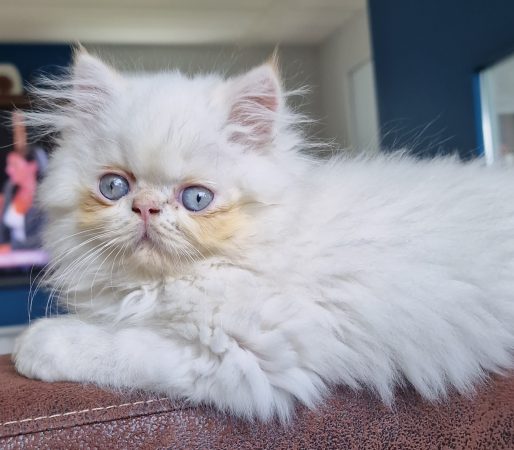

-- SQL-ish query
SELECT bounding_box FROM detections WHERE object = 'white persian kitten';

[13,51,514,421]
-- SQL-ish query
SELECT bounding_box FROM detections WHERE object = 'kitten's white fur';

[13,51,514,421]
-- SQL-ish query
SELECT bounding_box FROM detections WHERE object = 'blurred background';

[1,0,514,351]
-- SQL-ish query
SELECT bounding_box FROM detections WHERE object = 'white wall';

[87,19,378,151]
[320,10,379,151]
[0,325,25,355]
[86,44,324,138]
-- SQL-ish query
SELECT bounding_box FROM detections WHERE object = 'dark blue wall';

[0,44,71,326]
[1,288,50,326]
[368,0,514,159]
[0,44,72,86]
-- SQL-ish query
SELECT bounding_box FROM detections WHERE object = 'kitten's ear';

[225,61,283,149]
[71,48,120,110]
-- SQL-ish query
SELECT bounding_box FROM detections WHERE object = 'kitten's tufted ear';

[71,48,120,110]
[225,60,283,149]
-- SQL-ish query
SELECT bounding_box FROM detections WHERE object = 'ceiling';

[0,0,366,45]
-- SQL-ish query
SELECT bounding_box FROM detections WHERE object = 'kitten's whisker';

[67,237,124,311]
[119,239,130,271]
[88,238,125,305]
[34,231,118,315]
[29,228,116,305]
[108,239,128,292]
[180,238,205,259]
[44,241,109,316]
[48,226,107,246]
[47,236,120,313]
[63,243,116,315]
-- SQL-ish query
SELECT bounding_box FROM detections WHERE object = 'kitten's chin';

[127,241,188,276]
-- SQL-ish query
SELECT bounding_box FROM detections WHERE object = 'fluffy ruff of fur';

[13,50,514,422]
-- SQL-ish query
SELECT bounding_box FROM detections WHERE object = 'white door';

[349,60,380,152]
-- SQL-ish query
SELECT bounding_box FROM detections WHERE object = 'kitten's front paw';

[13,318,77,382]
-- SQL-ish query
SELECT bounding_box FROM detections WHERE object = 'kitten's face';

[39,52,301,278]
[75,144,253,273]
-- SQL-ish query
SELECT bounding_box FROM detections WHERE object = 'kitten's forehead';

[113,73,230,183]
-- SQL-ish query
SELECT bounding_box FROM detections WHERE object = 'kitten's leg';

[13,316,321,420]
[13,316,189,388]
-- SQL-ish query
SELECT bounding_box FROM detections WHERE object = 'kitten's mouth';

[136,230,154,247]
[134,224,165,252]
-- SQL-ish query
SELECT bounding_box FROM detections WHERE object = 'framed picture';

[0,104,49,285]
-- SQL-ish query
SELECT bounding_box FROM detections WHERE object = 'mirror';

[479,52,514,165]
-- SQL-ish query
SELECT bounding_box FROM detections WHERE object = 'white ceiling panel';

[0,0,365,45]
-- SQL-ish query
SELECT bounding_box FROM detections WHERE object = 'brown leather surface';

[1,354,513,449]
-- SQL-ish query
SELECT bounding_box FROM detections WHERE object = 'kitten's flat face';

[40,52,297,278]
[76,158,249,273]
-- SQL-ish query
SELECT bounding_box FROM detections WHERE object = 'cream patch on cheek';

[179,203,248,252]
[77,190,114,230]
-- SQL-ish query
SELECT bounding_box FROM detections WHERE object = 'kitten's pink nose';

[132,199,161,222]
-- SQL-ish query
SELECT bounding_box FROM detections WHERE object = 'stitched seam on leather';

[0,397,170,427]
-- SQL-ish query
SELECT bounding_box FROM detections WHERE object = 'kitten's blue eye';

[181,186,214,212]
[99,174,130,201]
